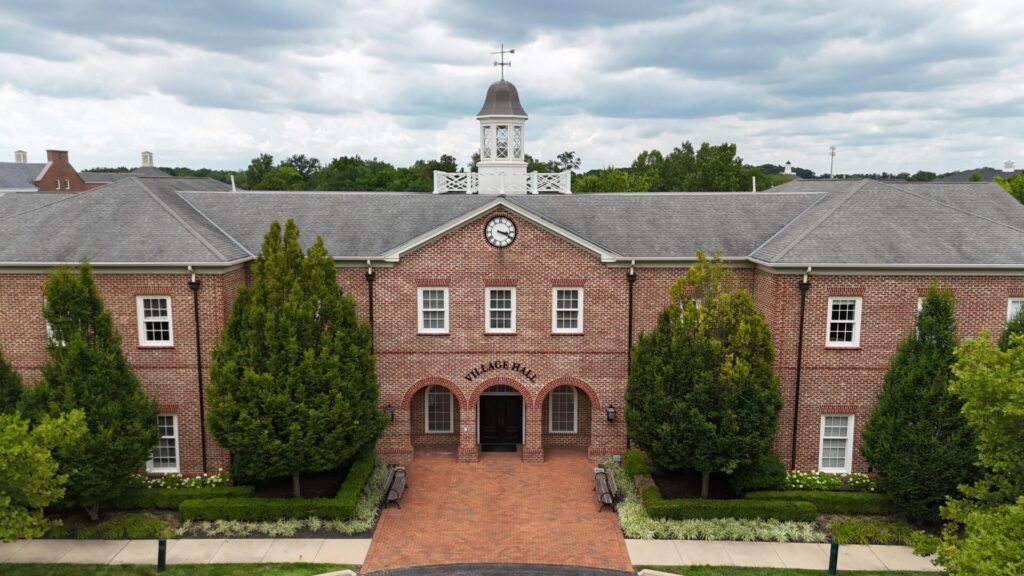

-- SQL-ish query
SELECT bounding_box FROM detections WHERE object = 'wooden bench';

[594,467,616,512]
[384,465,408,509]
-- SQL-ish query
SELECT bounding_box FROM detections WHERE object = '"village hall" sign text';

[464,360,538,383]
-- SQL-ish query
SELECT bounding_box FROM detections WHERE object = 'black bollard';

[828,540,839,576]
[157,538,167,573]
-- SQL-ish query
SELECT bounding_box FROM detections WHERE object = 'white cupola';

[476,79,528,178]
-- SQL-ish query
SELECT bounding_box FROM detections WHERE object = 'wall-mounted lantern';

[606,404,617,422]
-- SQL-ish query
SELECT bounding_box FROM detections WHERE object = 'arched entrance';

[478,384,524,452]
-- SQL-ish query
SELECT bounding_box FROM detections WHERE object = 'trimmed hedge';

[180,496,355,521]
[746,490,893,516]
[643,487,818,522]
[622,450,650,476]
[180,447,377,521]
[110,486,254,510]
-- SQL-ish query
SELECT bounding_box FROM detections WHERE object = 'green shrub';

[747,490,893,515]
[729,453,786,494]
[46,512,170,539]
[831,518,911,545]
[110,486,254,510]
[784,470,842,491]
[622,450,649,476]
[643,487,817,522]
[180,496,355,521]
[334,448,375,510]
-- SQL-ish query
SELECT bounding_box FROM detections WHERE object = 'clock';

[484,216,516,248]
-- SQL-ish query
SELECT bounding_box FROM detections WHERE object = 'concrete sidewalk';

[0,538,371,566]
[627,540,942,572]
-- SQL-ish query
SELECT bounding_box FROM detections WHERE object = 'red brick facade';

[34,150,92,192]
[2,206,1022,475]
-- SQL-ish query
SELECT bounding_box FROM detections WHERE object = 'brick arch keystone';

[468,376,534,408]
[400,376,468,410]
[534,376,600,410]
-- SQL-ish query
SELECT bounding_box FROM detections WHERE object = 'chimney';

[141,151,154,167]
[46,150,69,164]
[1005,160,1016,172]
[14,150,27,163]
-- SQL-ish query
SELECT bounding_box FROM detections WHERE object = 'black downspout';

[626,265,637,450]
[791,275,811,470]
[365,266,376,350]
[187,271,208,475]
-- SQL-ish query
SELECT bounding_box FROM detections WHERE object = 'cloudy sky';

[2,0,1023,174]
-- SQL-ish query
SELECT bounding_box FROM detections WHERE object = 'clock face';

[484,216,516,248]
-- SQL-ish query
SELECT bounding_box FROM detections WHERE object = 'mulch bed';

[251,465,349,498]
[650,468,738,499]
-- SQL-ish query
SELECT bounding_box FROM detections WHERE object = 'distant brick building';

[2,81,1024,477]
[0,149,92,192]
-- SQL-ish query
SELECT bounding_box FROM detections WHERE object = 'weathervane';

[492,43,515,79]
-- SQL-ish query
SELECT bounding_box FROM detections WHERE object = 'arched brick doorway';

[471,377,532,453]
[536,377,599,455]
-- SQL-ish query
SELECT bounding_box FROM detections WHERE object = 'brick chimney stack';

[46,150,69,164]
[14,150,27,163]
[141,151,154,167]
[37,150,88,192]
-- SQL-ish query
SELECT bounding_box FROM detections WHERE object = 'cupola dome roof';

[477,79,528,117]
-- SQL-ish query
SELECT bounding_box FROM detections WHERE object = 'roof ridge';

[747,192,832,258]
[770,180,870,262]
[173,192,255,259]
[876,180,1024,235]
[133,177,229,261]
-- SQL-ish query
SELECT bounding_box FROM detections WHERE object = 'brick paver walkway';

[361,449,633,573]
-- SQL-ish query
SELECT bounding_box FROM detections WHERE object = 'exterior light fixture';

[606,404,617,422]
[383,405,395,422]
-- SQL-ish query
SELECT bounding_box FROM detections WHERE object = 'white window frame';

[1008,298,1024,321]
[425,386,454,434]
[485,287,516,333]
[548,385,578,433]
[417,287,449,334]
[818,414,854,473]
[146,414,180,473]
[826,296,862,348]
[65,179,70,190]
[136,296,174,347]
[55,179,61,190]
[552,288,584,334]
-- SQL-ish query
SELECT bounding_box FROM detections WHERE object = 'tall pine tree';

[862,285,978,524]
[626,252,782,497]
[208,220,384,497]
[29,262,158,520]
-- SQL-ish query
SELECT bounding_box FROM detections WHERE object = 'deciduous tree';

[208,220,385,497]
[626,252,782,497]
[0,349,22,414]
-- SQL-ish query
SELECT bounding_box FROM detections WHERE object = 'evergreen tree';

[29,262,158,520]
[862,285,978,524]
[0,349,23,414]
[208,220,385,497]
[626,251,782,497]
[998,306,1024,351]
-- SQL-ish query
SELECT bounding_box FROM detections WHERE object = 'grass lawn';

[638,567,940,576]
[0,565,356,576]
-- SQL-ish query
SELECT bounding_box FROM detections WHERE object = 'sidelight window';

[418,288,449,334]
[548,386,577,433]
[425,386,454,433]
[826,297,861,347]
[485,288,516,333]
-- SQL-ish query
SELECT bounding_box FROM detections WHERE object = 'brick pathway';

[361,449,633,573]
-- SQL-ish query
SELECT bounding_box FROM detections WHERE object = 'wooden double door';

[479,395,523,450]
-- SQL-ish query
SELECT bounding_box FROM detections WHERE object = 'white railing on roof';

[433,171,571,195]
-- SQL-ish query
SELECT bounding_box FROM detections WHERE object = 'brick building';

[2,80,1024,477]
[0,149,93,192]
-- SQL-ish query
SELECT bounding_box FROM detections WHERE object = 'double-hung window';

[137,296,173,347]
[548,385,578,433]
[826,297,861,347]
[819,415,854,473]
[1008,298,1024,322]
[418,288,449,334]
[425,386,453,433]
[552,288,583,333]
[147,414,180,473]
[485,288,516,333]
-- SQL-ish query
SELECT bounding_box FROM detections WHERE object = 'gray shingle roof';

[751,180,1024,265]
[80,171,133,184]
[0,191,77,216]
[0,162,45,190]
[0,176,243,264]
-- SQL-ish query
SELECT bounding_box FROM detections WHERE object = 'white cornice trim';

[380,198,622,263]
